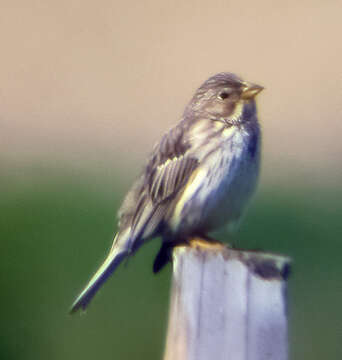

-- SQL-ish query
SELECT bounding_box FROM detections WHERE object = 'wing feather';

[118,122,199,245]
[149,155,198,202]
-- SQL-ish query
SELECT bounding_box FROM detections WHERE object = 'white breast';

[170,123,260,235]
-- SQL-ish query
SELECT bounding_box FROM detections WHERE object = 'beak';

[241,82,264,100]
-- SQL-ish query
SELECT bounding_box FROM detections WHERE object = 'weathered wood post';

[163,238,291,360]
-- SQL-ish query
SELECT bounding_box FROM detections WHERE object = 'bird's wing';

[119,121,199,246]
[70,122,199,313]
[148,152,198,203]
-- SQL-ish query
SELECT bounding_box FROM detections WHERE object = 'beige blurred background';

[1,0,341,186]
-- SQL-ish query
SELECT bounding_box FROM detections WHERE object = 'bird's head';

[189,72,263,125]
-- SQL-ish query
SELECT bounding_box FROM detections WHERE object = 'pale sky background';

[1,0,341,187]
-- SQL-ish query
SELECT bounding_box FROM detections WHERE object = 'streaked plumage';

[71,72,263,313]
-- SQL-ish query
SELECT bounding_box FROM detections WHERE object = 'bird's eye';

[218,91,231,100]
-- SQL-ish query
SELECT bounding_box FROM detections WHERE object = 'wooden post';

[163,238,291,360]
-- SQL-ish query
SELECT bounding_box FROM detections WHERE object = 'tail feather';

[70,235,129,314]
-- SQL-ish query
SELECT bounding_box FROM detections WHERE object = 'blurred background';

[1,1,341,359]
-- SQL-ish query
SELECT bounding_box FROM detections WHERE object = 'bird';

[70,72,263,313]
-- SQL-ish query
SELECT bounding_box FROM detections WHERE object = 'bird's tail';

[70,232,129,314]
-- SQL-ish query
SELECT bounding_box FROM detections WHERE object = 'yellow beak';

[241,82,264,100]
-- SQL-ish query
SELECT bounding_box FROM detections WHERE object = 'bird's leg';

[187,235,225,250]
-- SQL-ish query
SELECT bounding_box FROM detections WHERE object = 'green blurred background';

[2,167,341,359]
[1,1,342,359]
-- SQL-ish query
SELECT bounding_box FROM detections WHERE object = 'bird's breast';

[169,123,260,235]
